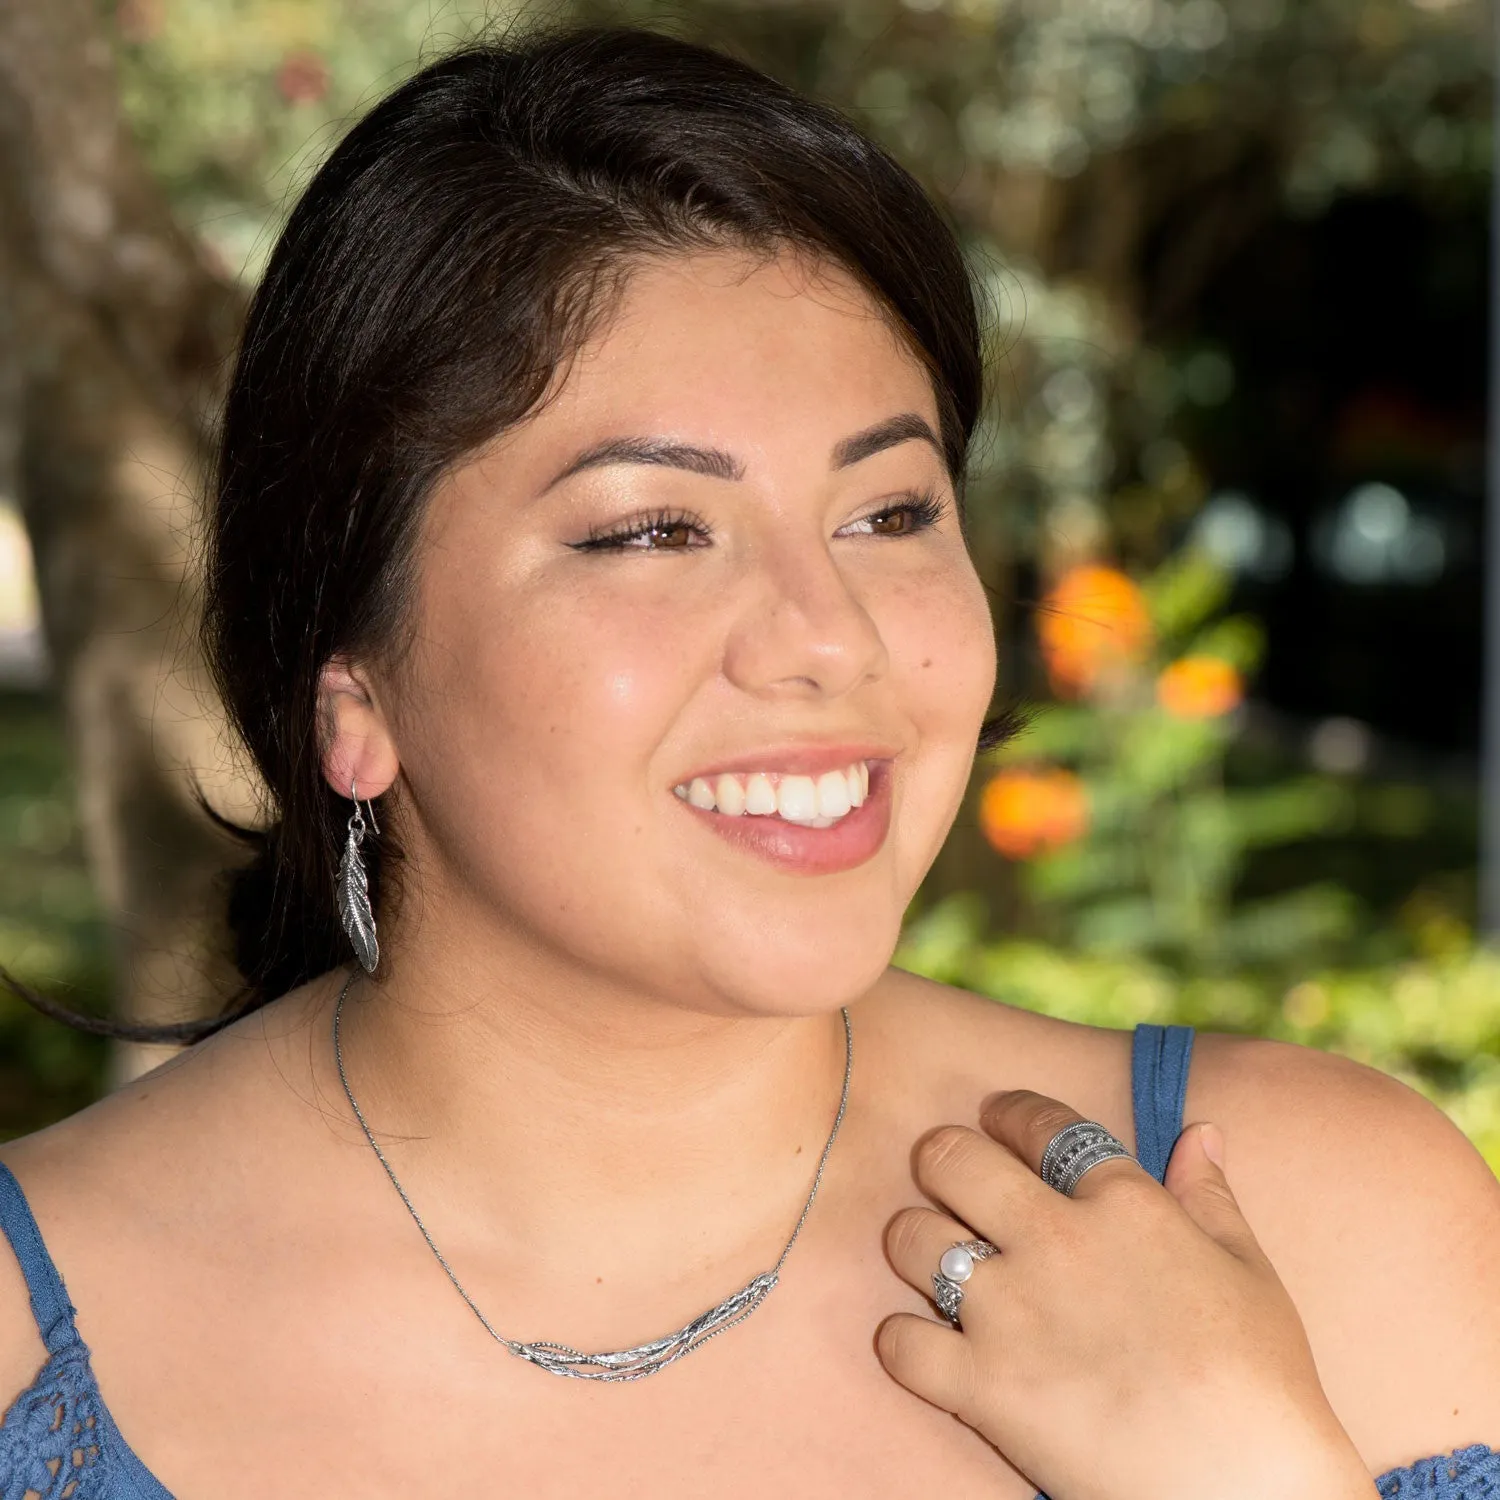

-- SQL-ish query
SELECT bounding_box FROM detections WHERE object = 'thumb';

[1164,1122,1265,1263]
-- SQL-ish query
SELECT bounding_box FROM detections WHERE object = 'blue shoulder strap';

[1130,1024,1195,1183]
[0,1160,79,1354]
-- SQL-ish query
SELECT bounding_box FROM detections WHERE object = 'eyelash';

[848,487,945,538]
[573,508,712,553]
[572,489,946,553]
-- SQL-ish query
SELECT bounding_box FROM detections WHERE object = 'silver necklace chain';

[331,972,853,1381]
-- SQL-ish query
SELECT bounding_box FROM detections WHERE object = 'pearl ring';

[931,1238,999,1327]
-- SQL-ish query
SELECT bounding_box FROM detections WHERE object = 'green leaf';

[1142,552,1230,645]
[1185,615,1265,675]
[1221,780,1354,847]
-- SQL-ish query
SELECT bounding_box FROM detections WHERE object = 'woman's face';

[374,247,995,1018]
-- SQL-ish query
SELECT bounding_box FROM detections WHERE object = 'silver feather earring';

[337,777,380,973]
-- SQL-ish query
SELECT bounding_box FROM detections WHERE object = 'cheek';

[400,566,712,841]
[880,551,996,870]
[389,570,719,981]
[888,552,997,742]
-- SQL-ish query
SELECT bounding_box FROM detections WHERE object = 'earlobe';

[318,659,400,799]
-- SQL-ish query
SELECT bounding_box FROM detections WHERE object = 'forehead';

[519,247,941,465]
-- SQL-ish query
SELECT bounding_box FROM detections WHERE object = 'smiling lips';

[671,757,892,874]
[672,761,869,828]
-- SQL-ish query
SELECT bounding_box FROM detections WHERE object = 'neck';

[325,923,858,1279]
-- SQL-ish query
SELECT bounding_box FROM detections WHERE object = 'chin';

[691,914,902,1020]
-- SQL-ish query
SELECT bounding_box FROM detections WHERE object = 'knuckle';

[1087,1174,1161,1237]
[936,1335,996,1430]
[917,1124,983,1180]
[943,1357,980,1425]
[1199,1175,1242,1213]
[877,1314,914,1373]
[885,1207,932,1264]
[1099,1160,1158,1206]
[878,1317,949,1398]
[983,1088,1041,1130]
[1028,1099,1083,1149]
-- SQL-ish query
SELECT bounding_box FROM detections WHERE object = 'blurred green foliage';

[0,694,109,1139]
[993,553,1361,969]
[112,0,1491,566]
[3,0,1494,1159]
[116,0,508,281]
[941,545,1500,1171]
[897,892,1500,1174]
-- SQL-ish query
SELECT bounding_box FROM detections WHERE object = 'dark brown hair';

[12,23,1014,1039]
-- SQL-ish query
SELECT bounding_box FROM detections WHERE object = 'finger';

[1164,1121,1268,1265]
[911,1122,1043,1236]
[979,1089,1145,1201]
[876,1311,975,1417]
[885,1204,1001,1310]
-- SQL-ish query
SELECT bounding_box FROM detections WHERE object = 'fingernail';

[1200,1122,1225,1168]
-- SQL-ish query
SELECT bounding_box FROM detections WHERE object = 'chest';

[93,1262,1038,1499]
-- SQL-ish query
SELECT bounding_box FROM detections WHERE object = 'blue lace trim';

[1,1342,106,1500]
[1377,1445,1500,1497]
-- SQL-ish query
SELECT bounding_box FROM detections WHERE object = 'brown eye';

[839,491,945,540]
[867,508,913,536]
[574,511,710,552]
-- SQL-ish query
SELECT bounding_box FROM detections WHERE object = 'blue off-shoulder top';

[1,1024,1496,1498]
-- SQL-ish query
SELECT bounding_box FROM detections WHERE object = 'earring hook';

[349,775,380,836]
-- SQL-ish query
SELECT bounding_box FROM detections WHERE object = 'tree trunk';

[0,0,256,1075]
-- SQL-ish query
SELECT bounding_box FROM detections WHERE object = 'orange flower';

[979,768,1088,860]
[1038,565,1153,697]
[1156,656,1244,719]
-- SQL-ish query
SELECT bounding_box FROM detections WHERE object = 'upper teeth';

[673,763,870,825]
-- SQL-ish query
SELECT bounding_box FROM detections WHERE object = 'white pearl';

[939,1246,974,1283]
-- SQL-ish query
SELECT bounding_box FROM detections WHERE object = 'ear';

[318,658,400,801]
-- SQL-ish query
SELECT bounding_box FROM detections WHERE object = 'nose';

[721,533,889,701]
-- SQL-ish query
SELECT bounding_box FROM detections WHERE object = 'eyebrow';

[540,411,944,494]
[830,412,944,470]
[542,435,743,492]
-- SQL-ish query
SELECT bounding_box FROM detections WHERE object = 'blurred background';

[1,0,1497,1167]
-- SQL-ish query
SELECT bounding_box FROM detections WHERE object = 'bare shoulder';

[872,974,1500,1468]
[866,967,1138,1146]
[1187,1031,1500,1471]
[0,1062,199,1412]
[0,984,324,1189]
[0,979,336,1409]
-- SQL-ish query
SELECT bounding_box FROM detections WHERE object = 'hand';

[876,1091,1373,1500]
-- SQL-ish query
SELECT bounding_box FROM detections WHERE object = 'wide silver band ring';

[931,1238,998,1328]
[1039,1120,1134,1196]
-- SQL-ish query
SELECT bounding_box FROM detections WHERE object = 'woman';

[1,26,1496,1499]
